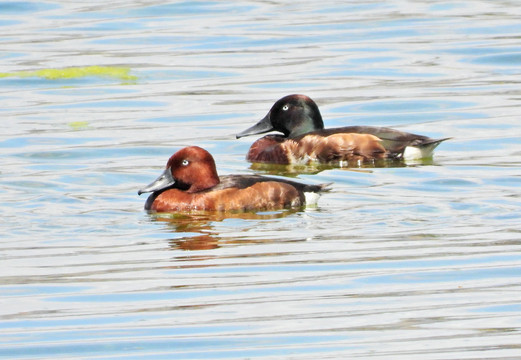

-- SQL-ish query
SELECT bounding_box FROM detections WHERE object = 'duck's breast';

[246,135,290,164]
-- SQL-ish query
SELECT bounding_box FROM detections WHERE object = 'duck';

[138,146,329,212]
[236,94,450,165]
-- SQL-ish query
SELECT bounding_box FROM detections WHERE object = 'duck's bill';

[138,168,175,195]
[236,112,274,139]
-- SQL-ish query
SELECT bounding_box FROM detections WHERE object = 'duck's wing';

[216,174,330,194]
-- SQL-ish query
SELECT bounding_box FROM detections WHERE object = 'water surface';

[1,0,521,359]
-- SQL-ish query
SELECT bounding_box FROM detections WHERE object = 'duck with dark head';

[236,94,449,165]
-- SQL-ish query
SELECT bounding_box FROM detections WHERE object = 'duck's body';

[138,146,328,212]
[237,94,449,165]
[246,131,386,165]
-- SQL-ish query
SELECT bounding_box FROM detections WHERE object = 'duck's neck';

[289,114,324,138]
[187,166,220,193]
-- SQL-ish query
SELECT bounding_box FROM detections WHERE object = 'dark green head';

[236,94,324,139]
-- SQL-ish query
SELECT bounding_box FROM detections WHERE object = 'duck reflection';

[246,157,431,177]
[146,210,299,251]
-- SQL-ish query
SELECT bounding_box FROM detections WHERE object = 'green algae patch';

[0,66,137,81]
[68,121,90,130]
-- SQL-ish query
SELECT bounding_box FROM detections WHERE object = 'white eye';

[182,159,189,166]
[282,104,289,111]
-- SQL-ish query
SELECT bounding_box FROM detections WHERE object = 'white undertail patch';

[403,146,425,160]
[403,141,443,160]
[304,191,321,206]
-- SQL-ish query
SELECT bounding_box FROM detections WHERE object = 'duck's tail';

[403,137,452,160]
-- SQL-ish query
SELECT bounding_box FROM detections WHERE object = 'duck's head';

[138,146,220,195]
[236,94,324,139]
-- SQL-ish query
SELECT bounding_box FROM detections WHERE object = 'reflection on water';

[247,157,424,176]
[1,0,521,359]
[152,210,299,250]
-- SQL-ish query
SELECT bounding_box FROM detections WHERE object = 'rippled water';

[1,1,521,359]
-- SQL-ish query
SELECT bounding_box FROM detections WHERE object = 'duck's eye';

[282,104,289,111]
[182,159,189,166]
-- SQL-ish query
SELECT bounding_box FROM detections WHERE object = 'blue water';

[1,0,521,359]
